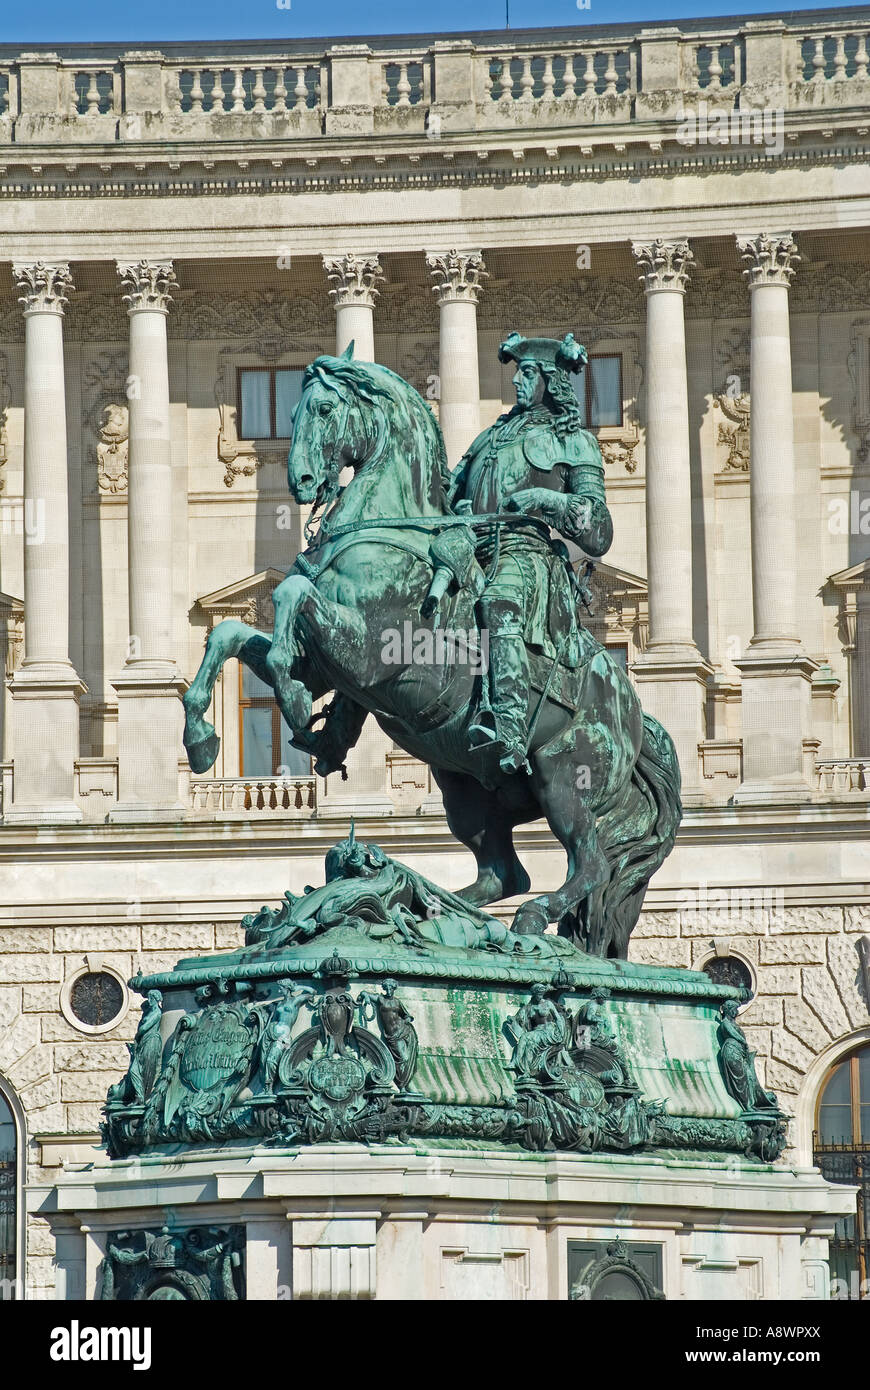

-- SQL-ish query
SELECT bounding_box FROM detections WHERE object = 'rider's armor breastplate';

[462,420,604,515]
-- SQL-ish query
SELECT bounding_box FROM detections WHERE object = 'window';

[238,367,303,441]
[814,1044,870,1296]
[606,643,629,671]
[239,666,311,778]
[572,354,623,428]
[0,1089,14,1300]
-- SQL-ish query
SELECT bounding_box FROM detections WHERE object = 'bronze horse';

[182,349,681,956]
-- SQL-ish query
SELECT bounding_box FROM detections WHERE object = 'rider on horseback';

[447,332,614,775]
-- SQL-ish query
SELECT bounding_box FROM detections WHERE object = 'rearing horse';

[182,347,681,957]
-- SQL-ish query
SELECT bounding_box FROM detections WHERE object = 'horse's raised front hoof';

[184,728,221,774]
[512,900,550,936]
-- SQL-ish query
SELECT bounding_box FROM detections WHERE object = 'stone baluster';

[426,249,487,469]
[631,238,711,799]
[733,233,817,801]
[6,262,86,823]
[110,260,187,818]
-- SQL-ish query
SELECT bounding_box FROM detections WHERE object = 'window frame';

[238,665,311,778]
[236,365,301,442]
[583,353,624,430]
[816,1048,868,1146]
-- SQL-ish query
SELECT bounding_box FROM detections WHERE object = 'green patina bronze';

[103,334,787,1164]
[182,332,680,955]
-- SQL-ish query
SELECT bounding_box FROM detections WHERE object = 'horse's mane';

[303,354,452,503]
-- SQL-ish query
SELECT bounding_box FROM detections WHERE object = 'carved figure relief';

[83,350,130,496]
[99,1225,245,1301]
[714,328,751,473]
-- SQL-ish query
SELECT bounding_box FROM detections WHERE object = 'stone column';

[6,262,86,824]
[630,239,711,799]
[110,260,186,819]
[323,253,383,362]
[319,252,393,814]
[733,233,817,801]
[426,249,486,467]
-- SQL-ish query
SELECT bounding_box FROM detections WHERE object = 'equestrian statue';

[182,332,682,959]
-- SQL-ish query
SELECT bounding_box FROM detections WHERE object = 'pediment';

[195,569,284,629]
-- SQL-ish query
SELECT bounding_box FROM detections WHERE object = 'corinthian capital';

[426,249,487,306]
[323,253,384,309]
[117,259,177,313]
[632,238,694,294]
[736,233,799,289]
[13,262,73,316]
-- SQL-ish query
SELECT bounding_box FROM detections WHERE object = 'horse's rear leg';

[512,751,609,941]
[183,620,270,773]
[434,769,531,905]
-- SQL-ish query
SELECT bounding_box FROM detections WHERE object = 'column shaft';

[746,281,799,650]
[643,289,695,651]
[127,304,173,665]
[110,260,186,818]
[5,262,85,824]
[733,233,817,800]
[631,239,710,799]
[320,252,393,813]
[426,250,486,467]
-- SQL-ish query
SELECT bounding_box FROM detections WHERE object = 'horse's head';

[287,344,450,522]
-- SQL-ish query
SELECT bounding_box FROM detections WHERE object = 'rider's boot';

[468,604,531,775]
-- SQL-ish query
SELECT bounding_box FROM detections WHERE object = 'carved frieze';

[477,276,643,330]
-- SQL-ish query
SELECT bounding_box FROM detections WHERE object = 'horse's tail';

[584,712,682,959]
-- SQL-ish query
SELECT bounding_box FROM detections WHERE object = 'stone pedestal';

[39,1144,852,1301]
[4,671,86,824]
[110,673,188,815]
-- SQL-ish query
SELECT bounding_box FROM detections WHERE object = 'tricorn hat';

[498,331,588,374]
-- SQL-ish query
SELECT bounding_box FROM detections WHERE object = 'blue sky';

[0,0,856,44]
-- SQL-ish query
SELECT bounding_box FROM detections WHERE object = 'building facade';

[0,8,869,1298]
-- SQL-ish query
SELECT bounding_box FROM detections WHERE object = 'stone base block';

[5,669,86,823]
[109,671,188,816]
[36,1144,853,1301]
[734,653,817,802]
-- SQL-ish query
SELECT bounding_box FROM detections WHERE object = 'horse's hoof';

[184,729,221,774]
[512,900,550,936]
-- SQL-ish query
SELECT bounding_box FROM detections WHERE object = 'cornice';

[0,134,868,200]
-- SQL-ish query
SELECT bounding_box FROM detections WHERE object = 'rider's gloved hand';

[506,488,564,528]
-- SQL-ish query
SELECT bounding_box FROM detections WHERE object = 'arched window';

[0,1088,16,1300]
[814,1044,870,1296]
